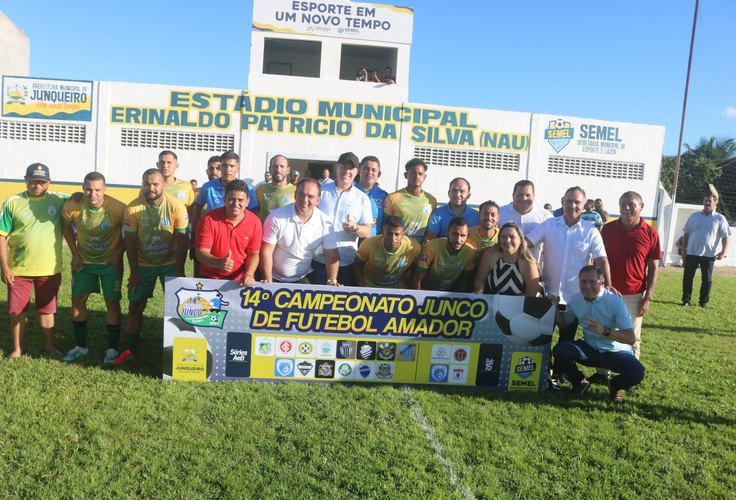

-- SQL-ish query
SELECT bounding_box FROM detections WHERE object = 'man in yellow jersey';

[61,172,126,363]
[0,163,68,359]
[255,154,296,222]
[354,215,420,288]
[412,217,475,292]
[111,169,189,365]
[157,150,196,211]
[466,200,501,261]
[384,158,437,241]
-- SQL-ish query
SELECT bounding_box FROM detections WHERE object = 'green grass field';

[1,258,734,498]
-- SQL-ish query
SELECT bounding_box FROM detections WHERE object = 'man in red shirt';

[600,191,661,376]
[195,180,262,286]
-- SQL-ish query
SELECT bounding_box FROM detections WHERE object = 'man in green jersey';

[0,163,67,359]
[61,172,126,363]
[157,150,196,211]
[412,217,475,292]
[112,169,189,365]
[255,154,296,222]
[384,158,437,241]
[354,215,420,288]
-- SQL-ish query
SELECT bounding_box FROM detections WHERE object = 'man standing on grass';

[255,154,295,222]
[422,177,478,244]
[551,265,644,404]
[354,155,388,237]
[0,163,68,359]
[681,191,731,308]
[384,158,437,242]
[61,172,126,363]
[111,169,189,365]
[412,217,475,292]
[354,215,420,288]
[195,180,261,286]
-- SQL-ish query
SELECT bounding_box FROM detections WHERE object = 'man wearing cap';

[355,155,389,237]
[255,154,296,222]
[290,170,301,185]
[311,152,372,286]
[0,163,68,359]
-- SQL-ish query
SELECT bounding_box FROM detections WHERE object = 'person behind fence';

[549,265,644,404]
[195,180,261,287]
[61,172,126,363]
[472,222,539,297]
[354,215,421,288]
[111,169,189,366]
[260,179,339,285]
[412,216,475,292]
[0,163,68,359]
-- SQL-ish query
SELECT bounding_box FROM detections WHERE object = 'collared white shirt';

[315,182,372,265]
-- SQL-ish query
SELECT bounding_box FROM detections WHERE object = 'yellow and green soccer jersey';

[416,238,475,291]
[165,178,196,207]
[256,183,296,221]
[124,193,188,266]
[356,235,421,288]
[62,195,126,265]
[0,191,68,276]
[466,225,499,261]
[384,188,437,241]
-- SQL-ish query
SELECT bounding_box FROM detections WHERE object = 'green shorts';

[128,264,177,301]
[72,264,122,301]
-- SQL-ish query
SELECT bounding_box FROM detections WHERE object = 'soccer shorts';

[71,263,122,300]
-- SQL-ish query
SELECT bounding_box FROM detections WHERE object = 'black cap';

[337,152,359,168]
[25,163,50,181]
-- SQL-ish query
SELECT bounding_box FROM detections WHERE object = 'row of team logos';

[255,336,472,364]
[272,358,471,384]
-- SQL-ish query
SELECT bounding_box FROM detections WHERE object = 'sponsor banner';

[252,0,414,44]
[2,76,93,121]
[163,278,553,391]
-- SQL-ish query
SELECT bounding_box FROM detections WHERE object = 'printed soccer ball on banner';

[494,296,554,346]
[162,317,213,379]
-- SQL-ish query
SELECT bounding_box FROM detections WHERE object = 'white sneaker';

[103,348,119,365]
[62,345,89,362]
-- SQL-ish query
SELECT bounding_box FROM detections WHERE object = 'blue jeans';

[552,340,645,391]
[682,255,715,305]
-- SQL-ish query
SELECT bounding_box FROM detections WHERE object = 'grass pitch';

[0,259,734,498]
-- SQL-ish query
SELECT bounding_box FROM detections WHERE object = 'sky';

[1,0,735,155]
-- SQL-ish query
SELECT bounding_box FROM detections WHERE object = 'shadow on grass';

[646,322,735,337]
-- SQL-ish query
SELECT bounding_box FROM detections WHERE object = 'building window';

[263,38,321,78]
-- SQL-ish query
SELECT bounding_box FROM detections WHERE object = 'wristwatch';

[603,327,612,337]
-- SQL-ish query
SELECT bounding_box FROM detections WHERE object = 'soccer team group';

[1,151,730,403]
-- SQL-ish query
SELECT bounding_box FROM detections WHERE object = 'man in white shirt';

[498,180,552,261]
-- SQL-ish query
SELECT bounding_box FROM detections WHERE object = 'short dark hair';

[142,168,162,180]
[513,180,534,195]
[383,215,405,230]
[448,216,468,231]
[220,151,240,163]
[404,158,428,172]
[269,154,288,166]
[207,155,221,165]
[225,179,249,197]
[479,200,500,212]
[450,177,471,192]
[83,171,106,186]
[360,155,381,168]
[579,264,604,279]
[158,150,177,161]
[564,186,586,198]
[297,177,321,196]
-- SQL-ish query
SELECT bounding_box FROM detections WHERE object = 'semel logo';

[544,118,574,153]
[514,356,537,379]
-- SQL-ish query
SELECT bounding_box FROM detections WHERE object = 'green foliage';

[0,267,734,497]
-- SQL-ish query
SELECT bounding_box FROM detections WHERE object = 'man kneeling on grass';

[549,265,644,404]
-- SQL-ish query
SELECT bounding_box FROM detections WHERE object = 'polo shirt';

[426,204,479,238]
[384,188,437,241]
[354,183,388,236]
[683,210,731,257]
[563,288,633,354]
[601,219,661,295]
[314,183,372,266]
[262,204,337,282]
[498,203,552,261]
[527,216,606,302]
[195,207,262,281]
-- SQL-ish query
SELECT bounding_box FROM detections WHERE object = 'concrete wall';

[0,12,30,76]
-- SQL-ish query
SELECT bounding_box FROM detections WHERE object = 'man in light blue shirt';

[550,265,644,404]
[422,177,479,244]
[354,155,388,237]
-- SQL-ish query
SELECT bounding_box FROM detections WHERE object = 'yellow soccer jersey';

[384,188,437,241]
[165,178,196,207]
[256,183,296,221]
[466,225,500,261]
[0,191,67,276]
[62,195,126,265]
[356,235,421,288]
[124,193,188,266]
[416,238,475,291]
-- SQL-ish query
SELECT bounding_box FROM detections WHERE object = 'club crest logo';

[175,284,229,328]
[544,119,574,153]
[5,84,28,104]
[275,358,294,377]
[514,356,537,379]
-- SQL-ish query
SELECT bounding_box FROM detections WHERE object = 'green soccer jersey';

[466,225,499,262]
[165,178,196,207]
[0,191,68,276]
[62,195,126,265]
[124,193,188,266]
[416,238,475,291]
[256,183,296,222]
[384,188,437,241]
[356,235,421,288]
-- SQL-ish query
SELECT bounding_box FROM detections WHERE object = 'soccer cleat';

[103,348,119,365]
[111,349,136,366]
[62,346,89,362]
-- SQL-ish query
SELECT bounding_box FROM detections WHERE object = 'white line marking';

[402,385,475,500]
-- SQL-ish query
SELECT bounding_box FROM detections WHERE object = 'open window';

[263,38,321,78]
[339,44,397,82]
